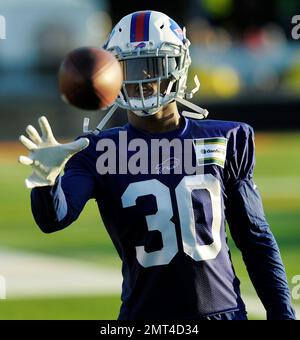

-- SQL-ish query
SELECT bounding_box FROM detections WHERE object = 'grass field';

[0,132,299,320]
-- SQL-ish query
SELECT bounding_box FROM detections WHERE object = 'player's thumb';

[64,138,90,155]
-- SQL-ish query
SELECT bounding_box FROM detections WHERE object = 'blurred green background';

[0,0,300,320]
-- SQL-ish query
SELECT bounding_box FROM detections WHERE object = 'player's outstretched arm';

[19,116,94,233]
[19,116,89,188]
[226,180,296,320]
[225,124,296,320]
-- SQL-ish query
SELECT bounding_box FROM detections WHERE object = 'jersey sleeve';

[30,135,97,233]
[224,124,296,320]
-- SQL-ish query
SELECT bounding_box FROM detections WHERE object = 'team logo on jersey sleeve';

[193,137,228,168]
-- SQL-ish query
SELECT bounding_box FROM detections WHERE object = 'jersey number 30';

[121,174,222,267]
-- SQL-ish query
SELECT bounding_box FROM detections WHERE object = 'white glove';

[19,116,89,189]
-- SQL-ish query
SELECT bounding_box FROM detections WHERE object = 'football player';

[19,11,295,320]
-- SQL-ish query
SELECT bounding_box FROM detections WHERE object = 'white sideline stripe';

[242,295,265,319]
[0,249,299,319]
[243,295,299,320]
[0,249,122,298]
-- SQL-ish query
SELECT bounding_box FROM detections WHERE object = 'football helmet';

[104,11,207,117]
[86,11,208,132]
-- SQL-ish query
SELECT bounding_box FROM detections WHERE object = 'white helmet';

[86,11,208,133]
[103,10,205,117]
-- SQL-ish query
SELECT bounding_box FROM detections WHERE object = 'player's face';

[126,80,169,98]
[127,81,156,98]
[121,57,175,99]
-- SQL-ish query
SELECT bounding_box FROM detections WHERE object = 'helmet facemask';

[108,41,191,117]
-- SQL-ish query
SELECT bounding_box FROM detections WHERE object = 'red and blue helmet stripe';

[130,11,151,42]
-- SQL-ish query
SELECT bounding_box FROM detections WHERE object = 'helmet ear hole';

[160,24,164,29]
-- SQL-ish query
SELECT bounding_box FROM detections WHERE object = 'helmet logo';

[134,42,147,49]
[156,157,180,174]
[169,19,184,41]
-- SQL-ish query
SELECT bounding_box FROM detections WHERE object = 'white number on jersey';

[121,174,222,267]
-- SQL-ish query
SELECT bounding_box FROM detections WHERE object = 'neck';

[127,102,183,134]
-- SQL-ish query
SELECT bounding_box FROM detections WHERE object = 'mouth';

[134,84,154,98]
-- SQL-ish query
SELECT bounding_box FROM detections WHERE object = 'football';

[58,47,123,110]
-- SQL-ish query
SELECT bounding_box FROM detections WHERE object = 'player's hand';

[18,116,89,189]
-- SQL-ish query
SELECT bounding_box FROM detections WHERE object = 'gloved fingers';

[26,125,42,145]
[19,135,37,151]
[18,155,49,176]
[18,155,33,166]
[38,116,55,143]
[64,138,90,155]
[19,153,50,177]
[25,172,50,189]
[36,162,50,174]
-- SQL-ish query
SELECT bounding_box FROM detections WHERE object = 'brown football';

[58,47,123,110]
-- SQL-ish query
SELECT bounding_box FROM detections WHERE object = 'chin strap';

[83,103,119,134]
[186,75,200,99]
[83,117,90,133]
[176,97,209,120]
[181,109,209,120]
[176,74,209,120]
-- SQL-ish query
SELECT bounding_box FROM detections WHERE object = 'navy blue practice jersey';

[31,117,295,320]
